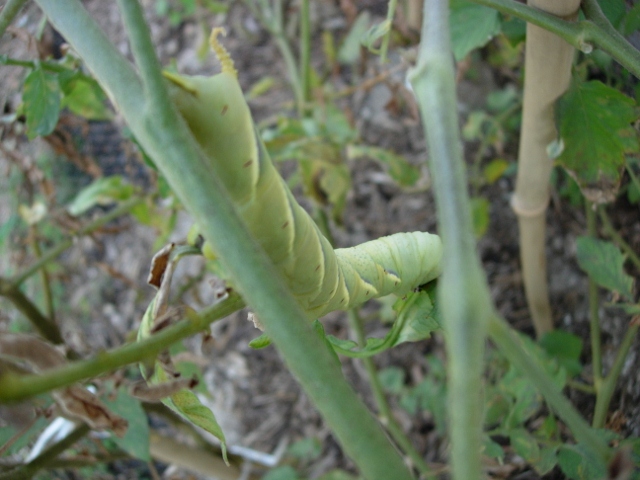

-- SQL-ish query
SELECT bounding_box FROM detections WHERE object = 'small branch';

[0,56,68,72]
[11,197,143,286]
[379,0,398,63]
[469,0,640,79]
[347,310,434,479]
[0,0,28,38]
[592,324,639,429]
[0,278,64,345]
[0,291,245,402]
[598,206,640,271]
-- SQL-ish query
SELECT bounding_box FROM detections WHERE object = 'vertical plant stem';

[585,202,603,390]
[409,2,491,479]
[592,324,639,429]
[0,0,28,37]
[347,310,434,479]
[379,0,398,63]
[511,0,580,337]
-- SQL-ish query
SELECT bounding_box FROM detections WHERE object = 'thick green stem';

[409,2,490,479]
[592,324,639,428]
[0,292,245,402]
[33,2,415,478]
[0,0,28,38]
[469,0,640,79]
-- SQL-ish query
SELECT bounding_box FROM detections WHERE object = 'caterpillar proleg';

[167,28,443,319]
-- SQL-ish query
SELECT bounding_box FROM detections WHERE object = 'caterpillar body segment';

[169,29,443,320]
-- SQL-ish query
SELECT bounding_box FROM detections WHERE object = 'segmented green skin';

[166,73,442,319]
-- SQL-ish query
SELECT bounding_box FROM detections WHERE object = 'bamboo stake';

[512,0,580,337]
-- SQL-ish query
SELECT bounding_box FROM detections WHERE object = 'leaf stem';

[585,202,603,389]
[592,323,639,428]
[469,0,640,79]
[0,292,245,402]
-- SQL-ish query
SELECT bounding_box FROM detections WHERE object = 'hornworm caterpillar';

[166,28,442,320]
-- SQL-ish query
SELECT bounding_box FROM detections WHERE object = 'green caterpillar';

[167,29,442,320]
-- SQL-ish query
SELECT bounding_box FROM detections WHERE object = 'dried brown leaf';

[0,333,66,371]
[53,386,128,437]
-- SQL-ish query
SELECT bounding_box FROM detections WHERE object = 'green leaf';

[392,288,441,345]
[102,389,150,461]
[534,446,559,476]
[597,0,625,29]
[361,19,391,53]
[576,236,634,300]
[23,66,61,139]
[483,158,510,184]
[509,428,540,464]
[470,197,490,238]
[555,81,639,202]
[338,11,371,64]
[165,389,228,463]
[60,75,112,120]
[539,330,583,377]
[249,333,272,349]
[482,436,505,462]
[287,437,322,461]
[347,145,421,187]
[378,367,405,394]
[450,0,501,61]
[263,466,300,480]
[67,176,135,215]
[557,444,607,480]
[316,470,358,480]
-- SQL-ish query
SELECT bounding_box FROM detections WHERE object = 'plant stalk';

[409,2,491,479]
[585,202,603,390]
[511,0,580,337]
